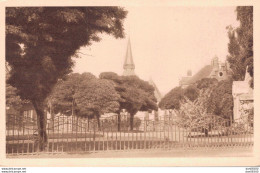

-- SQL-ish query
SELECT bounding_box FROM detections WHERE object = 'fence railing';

[6,113,254,155]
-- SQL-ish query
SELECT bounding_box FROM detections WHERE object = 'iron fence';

[6,113,254,155]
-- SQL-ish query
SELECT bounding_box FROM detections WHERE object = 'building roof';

[149,79,162,102]
[179,76,192,86]
[180,65,213,86]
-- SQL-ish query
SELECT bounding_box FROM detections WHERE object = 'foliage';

[6,7,127,102]
[177,97,209,129]
[159,78,218,111]
[75,78,120,118]
[6,84,24,115]
[49,73,120,121]
[100,72,158,130]
[6,7,127,150]
[49,73,95,116]
[159,87,184,110]
[227,6,253,87]
[116,117,142,130]
[207,80,233,120]
[248,107,254,127]
[100,72,158,113]
[184,85,199,102]
[161,77,232,136]
[196,78,218,90]
[101,116,142,131]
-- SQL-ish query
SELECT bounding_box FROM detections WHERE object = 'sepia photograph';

[1,0,259,167]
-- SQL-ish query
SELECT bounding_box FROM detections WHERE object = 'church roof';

[180,65,213,86]
[149,79,162,102]
[179,76,192,86]
[188,65,213,84]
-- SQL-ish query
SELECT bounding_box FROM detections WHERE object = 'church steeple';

[123,38,135,76]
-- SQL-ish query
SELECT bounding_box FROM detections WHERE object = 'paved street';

[7,146,253,158]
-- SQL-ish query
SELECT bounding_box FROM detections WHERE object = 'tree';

[159,86,184,111]
[227,6,253,87]
[184,85,199,102]
[6,66,25,127]
[207,80,234,120]
[49,73,120,130]
[176,79,219,136]
[48,73,96,116]
[74,78,120,130]
[196,78,218,90]
[6,84,24,120]
[100,72,158,131]
[6,7,127,150]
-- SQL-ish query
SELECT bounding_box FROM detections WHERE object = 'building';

[179,56,230,88]
[123,38,135,76]
[179,70,193,88]
[122,38,163,121]
[232,67,253,121]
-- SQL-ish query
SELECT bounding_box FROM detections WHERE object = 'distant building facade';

[179,70,193,88]
[179,56,230,88]
[232,67,253,121]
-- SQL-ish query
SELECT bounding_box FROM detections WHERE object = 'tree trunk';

[96,115,101,131]
[154,111,159,121]
[205,129,208,137]
[130,114,134,131]
[87,117,89,131]
[32,100,48,151]
[169,110,172,121]
[117,111,121,131]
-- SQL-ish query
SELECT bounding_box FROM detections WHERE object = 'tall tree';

[159,86,184,111]
[207,80,233,120]
[159,78,218,120]
[227,6,253,87]
[49,73,96,116]
[184,85,199,102]
[6,84,24,116]
[74,78,120,130]
[6,7,127,150]
[49,73,120,130]
[100,72,158,131]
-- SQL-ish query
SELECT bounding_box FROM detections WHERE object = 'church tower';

[123,38,135,76]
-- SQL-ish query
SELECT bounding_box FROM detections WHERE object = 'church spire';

[123,38,135,76]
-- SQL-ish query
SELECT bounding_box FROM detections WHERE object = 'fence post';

[144,119,146,150]
[93,120,96,152]
[52,115,54,154]
[102,121,105,152]
[22,115,25,154]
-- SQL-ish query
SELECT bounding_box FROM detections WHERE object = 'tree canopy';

[159,78,220,111]
[6,7,127,150]
[207,80,233,120]
[159,86,184,110]
[6,84,24,116]
[227,6,253,87]
[6,7,127,103]
[49,73,120,124]
[75,77,120,120]
[100,72,158,130]
[184,85,199,102]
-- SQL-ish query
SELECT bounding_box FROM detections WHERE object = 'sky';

[72,6,239,95]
